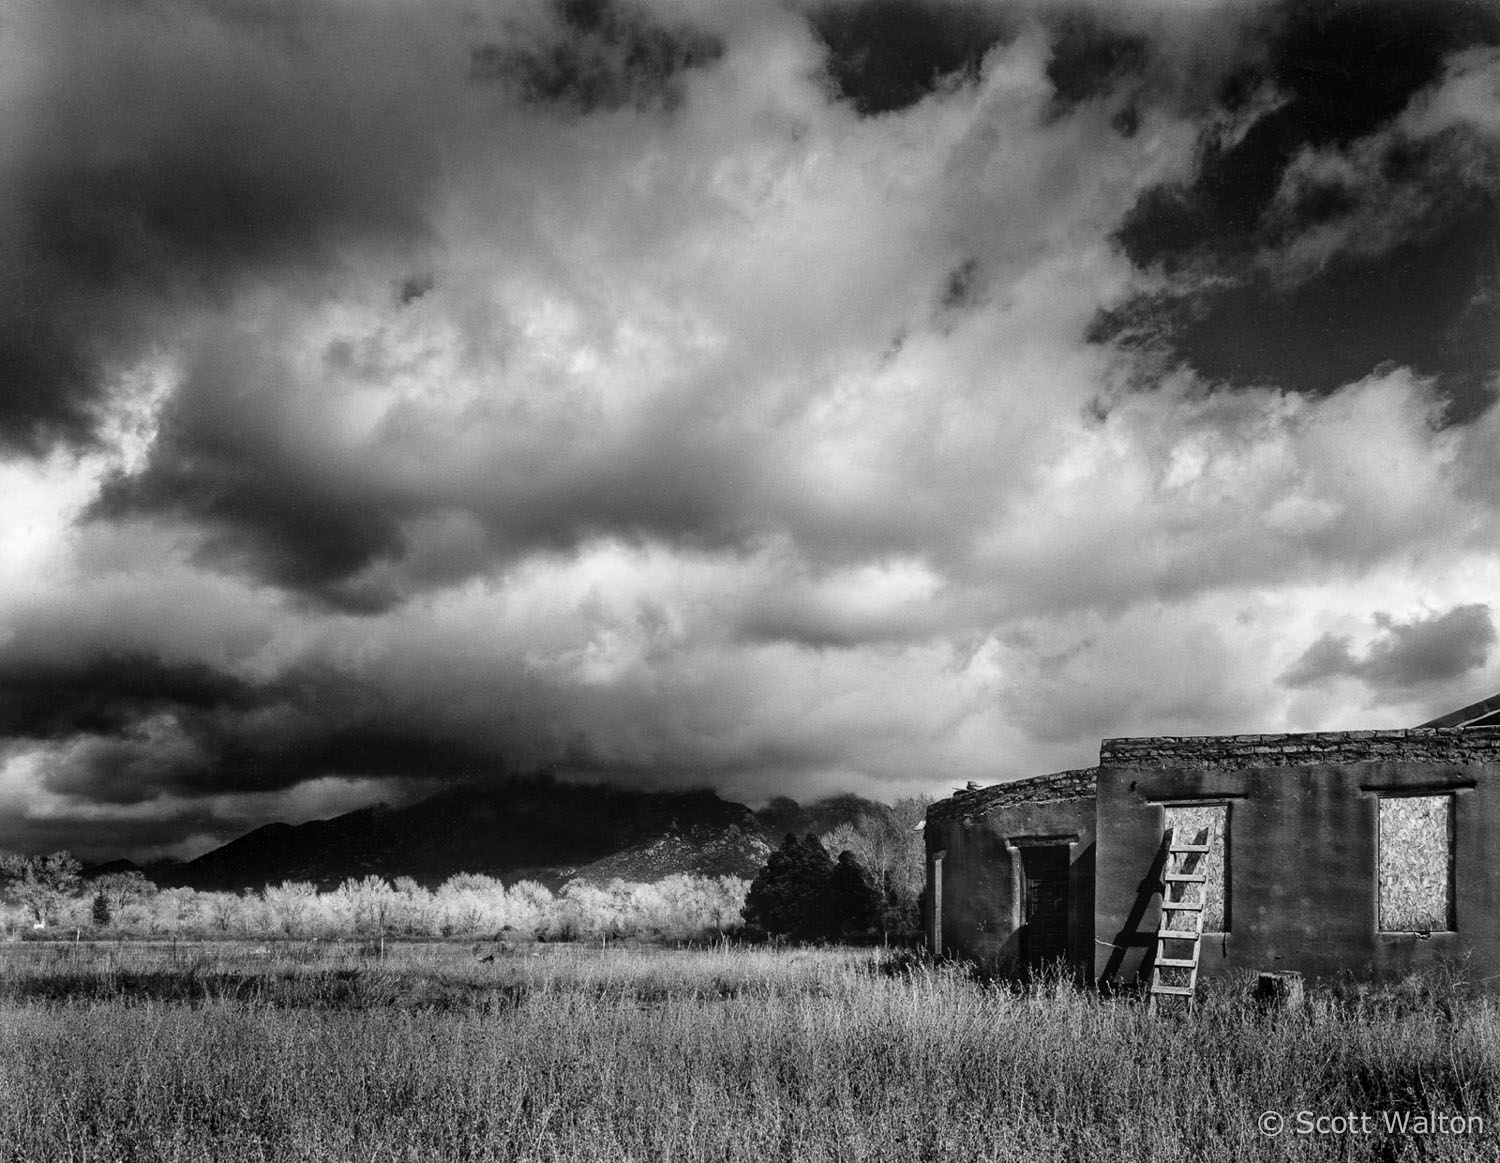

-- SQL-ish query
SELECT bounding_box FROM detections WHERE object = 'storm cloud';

[5,0,1500,860]
[1281,604,1497,692]
[0,0,465,455]
[1093,1,1500,419]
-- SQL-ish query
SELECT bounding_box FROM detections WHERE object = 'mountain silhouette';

[130,777,898,892]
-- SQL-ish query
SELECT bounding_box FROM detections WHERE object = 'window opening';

[1163,803,1228,932]
[1378,795,1453,933]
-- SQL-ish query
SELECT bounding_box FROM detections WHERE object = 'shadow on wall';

[981,930,1025,978]
[1098,832,1170,989]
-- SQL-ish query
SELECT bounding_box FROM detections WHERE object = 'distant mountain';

[117,780,909,893]
[569,823,772,884]
[82,858,147,880]
[150,775,766,892]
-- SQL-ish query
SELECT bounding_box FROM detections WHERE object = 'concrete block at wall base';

[1253,970,1305,1013]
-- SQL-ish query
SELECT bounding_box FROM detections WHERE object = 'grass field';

[1,941,1497,1162]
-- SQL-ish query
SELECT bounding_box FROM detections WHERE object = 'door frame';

[1008,834,1079,971]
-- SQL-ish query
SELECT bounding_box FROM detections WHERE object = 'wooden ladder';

[1147,826,1211,1013]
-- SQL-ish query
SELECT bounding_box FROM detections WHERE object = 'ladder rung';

[1152,830,1211,1011]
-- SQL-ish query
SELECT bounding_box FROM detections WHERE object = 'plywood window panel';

[1378,795,1453,933]
[1163,803,1228,932]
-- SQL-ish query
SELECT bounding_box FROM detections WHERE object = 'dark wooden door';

[1020,845,1070,968]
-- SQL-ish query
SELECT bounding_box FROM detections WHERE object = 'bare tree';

[818,796,933,939]
[94,870,158,914]
[262,881,317,936]
[888,795,934,901]
[0,852,82,927]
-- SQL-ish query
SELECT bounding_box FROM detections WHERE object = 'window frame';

[1160,800,1231,935]
[929,850,945,955]
[1376,792,1455,935]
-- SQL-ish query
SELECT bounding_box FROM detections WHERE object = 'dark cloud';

[1118,1,1500,270]
[166,716,503,800]
[938,258,982,312]
[398,275,435,307]
[23,659,507,807]
[0,0,445,457]
[0,772,445,865]
[1094,0,1500,415]
[0,802,254,866]
[1095,200,1500,419]
[469,0,723,114]
[0,651,258,741]
[1281,603,1496,689]
[88,340,775,611]
[1278,633,1356,690]
[0,609,510,809]
[1044,11,1151,120]
[86,334,409,612]
[807,0,1012,116]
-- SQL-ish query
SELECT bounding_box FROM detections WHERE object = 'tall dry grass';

[0,942,1496,1162]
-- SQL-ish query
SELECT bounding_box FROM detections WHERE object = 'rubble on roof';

[927,767,1097,825]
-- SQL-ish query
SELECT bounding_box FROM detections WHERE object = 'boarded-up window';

[1378,796,1453,933]
[1164,804,1228,932]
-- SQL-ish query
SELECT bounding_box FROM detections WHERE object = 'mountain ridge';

[125,778,896,892]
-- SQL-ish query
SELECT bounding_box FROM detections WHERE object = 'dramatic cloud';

[1281,604,1497,693]
[4,0,1500,860]
[1094,1,1500,418]
[808,0,1014,115]
[0,0,462,454]
[470,0,725,113]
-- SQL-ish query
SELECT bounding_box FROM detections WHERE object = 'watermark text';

[1259,1110,1486,1138]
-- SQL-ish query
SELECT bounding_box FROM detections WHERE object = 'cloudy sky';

[4,0,1500,861]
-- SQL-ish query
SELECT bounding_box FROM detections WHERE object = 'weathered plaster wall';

[1094,728,1500,987]
[927,772,1096,976]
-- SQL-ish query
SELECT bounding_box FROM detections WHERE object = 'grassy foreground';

[0,942,1497,1162]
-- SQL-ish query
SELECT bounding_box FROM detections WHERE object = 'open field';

[1,942,1498,1162]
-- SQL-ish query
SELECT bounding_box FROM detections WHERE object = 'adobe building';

[925,694,1500,987]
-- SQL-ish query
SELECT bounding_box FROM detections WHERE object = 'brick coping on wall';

[927,729,1500,826]
[1099,726,1500,771]
[927,767,1098,825]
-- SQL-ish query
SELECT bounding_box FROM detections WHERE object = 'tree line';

[0,800,929,945]
[0,861,749,943]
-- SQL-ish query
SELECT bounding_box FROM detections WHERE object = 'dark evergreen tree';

[741,834,835,940]
[91,891,111,928]
[828,850,881,939]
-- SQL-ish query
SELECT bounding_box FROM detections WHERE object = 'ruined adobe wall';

[1093,727,1500,988]
[1101,727,1500,771]
[927,774,1096,977]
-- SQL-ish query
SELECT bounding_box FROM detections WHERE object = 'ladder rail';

[1147,825,1214,1013]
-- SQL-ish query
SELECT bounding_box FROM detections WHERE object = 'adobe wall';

[927,771,1096,976]
[1094,727,1500,988]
